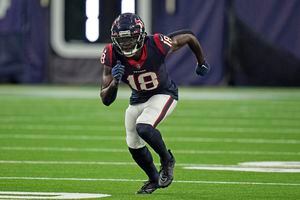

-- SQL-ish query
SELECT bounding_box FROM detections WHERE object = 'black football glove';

[112,60,125,82]
[195,60,210,76]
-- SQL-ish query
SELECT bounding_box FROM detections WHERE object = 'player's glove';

[195,60,210,76]
[112,60,125,82]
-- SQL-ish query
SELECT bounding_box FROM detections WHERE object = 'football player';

[100,13,210,194]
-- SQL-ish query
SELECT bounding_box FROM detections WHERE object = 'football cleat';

[136,180,159,194]
[158,149,175,188]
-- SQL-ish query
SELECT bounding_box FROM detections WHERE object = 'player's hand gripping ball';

[195,60,210,76]
[112,60,125,82]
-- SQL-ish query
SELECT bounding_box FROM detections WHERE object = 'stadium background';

[0,1,300,199]
[1,0,300,86]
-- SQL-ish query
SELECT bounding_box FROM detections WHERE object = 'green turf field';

[0,85,299,199]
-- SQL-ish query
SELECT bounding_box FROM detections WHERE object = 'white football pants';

[125,94,177,149]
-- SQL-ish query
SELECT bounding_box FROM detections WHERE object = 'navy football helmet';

[111,13,146,57]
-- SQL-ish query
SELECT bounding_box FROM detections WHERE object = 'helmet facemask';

[112,33,145,57]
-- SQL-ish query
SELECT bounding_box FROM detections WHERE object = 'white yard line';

[0,160,245,167]
[0,176,299,186]
[1,160,300,173]
[184,161,300,173]
[167,137,300,144]
[1,160,299,168]
[0,125,299,134]
[1,158,300,175]
[184,166,300,173]
[1,146,299,156]
[0,160,136,166]
[0,134,299,144]
[0,125,122,131]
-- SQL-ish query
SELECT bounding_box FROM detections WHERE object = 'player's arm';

[168,30,210,76]
[100,64,119,106]
[100,44,125,106]
[170,32,204,64]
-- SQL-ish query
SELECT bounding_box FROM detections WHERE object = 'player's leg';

[135,124,171,165]
[125,105,159,194]
[136,94,177,188]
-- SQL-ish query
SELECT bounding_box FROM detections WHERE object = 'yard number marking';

[0,191,110,199]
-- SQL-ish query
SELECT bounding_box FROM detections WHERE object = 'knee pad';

[126,134,146,149]
[136,123,155,140]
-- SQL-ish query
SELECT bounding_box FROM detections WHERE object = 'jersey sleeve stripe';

[153,96,174,128]
[153,34,166,55]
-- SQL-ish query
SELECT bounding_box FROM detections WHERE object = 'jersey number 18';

[127,72,159,91]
